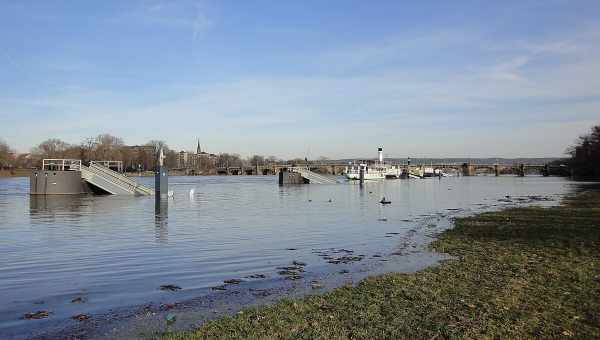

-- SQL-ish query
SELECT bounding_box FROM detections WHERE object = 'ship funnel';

[378,147,383,163]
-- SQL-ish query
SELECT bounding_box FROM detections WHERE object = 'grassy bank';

[163,189,600,339]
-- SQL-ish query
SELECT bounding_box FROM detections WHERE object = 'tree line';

[0,134,285,173]
[568,124,600,180]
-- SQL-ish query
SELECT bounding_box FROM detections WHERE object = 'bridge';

[216,161,559,177]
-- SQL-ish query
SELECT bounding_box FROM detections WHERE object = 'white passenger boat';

[345,147,387,180]
[345,163,386,180]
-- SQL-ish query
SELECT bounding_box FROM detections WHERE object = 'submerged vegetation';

[163,187,600,339]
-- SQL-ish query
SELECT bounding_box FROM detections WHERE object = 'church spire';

[196,139,201,154]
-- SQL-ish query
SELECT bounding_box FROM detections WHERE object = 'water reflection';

[29,195,85,221]
[155,196,169,243]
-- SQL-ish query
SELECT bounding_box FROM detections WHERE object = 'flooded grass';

[161,188,600,339]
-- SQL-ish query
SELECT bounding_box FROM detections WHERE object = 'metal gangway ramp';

[81,162,153,196]
[289,167,339,184]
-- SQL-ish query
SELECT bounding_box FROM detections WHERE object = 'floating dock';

[30,159,153,195]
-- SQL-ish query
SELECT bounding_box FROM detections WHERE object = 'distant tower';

[378,147,383,163]
[196,139,201,154]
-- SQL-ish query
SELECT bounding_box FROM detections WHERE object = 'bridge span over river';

[216,161,562,177]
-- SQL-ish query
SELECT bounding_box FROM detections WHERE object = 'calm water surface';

[0,175,573,337]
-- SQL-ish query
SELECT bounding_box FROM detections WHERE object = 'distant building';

[178,151,189,169]
[177,140,216,171]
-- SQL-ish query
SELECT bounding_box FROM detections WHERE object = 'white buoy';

[189,188,195,199]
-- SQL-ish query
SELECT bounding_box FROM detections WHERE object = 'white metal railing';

[87,163,153,195]
[42,159,82,171]
[90,160,123,172]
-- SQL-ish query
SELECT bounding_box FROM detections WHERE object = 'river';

[0,175,574,339]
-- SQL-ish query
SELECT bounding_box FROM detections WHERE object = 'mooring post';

[155,148,169,199]
[461,163,472,176]
[543,164,550,177]
[359,164,365,185]
[494,164,499,176]
[519,163,525,177]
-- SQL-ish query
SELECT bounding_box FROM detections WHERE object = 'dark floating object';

[24,310,49,320]
[160,284,182,291]
[328,199,332,202]
[378,218,388,221]
[277,266,304,272]
[245,274,267,279]
[224,279,243,284]
[71,297,86,303]
[211,285,227,291]
[72,314,90,321]
[285,274,302,280]
[380,197,391,204]
[285,248,297,251]
[308,199,312,202]
[339,269,350,274]
[292,260,306,266]
[327,255,364,264]
[160,303,177,311]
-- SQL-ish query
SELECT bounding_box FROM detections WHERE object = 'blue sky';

[1,0,599,158]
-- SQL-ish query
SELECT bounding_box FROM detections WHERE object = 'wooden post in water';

[494,164,499,176]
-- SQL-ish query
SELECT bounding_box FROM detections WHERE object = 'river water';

[0,175,574,338]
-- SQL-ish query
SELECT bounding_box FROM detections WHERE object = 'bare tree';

[146,140,169,156]
[31,138,70,159]
[0,139,14,168]
[94,134,124,160]
[248,155,265,167]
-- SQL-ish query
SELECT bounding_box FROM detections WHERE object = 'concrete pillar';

[461,163,474,176]
[359,165,365,184]
[518,163,525,177]
[155,166,169,198]
[155,148,169,199]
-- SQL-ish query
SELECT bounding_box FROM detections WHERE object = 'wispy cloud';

[123,0,214,40]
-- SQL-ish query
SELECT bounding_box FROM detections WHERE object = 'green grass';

[162,189,600,339]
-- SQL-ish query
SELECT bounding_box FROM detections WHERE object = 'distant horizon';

[2,1,598,159]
